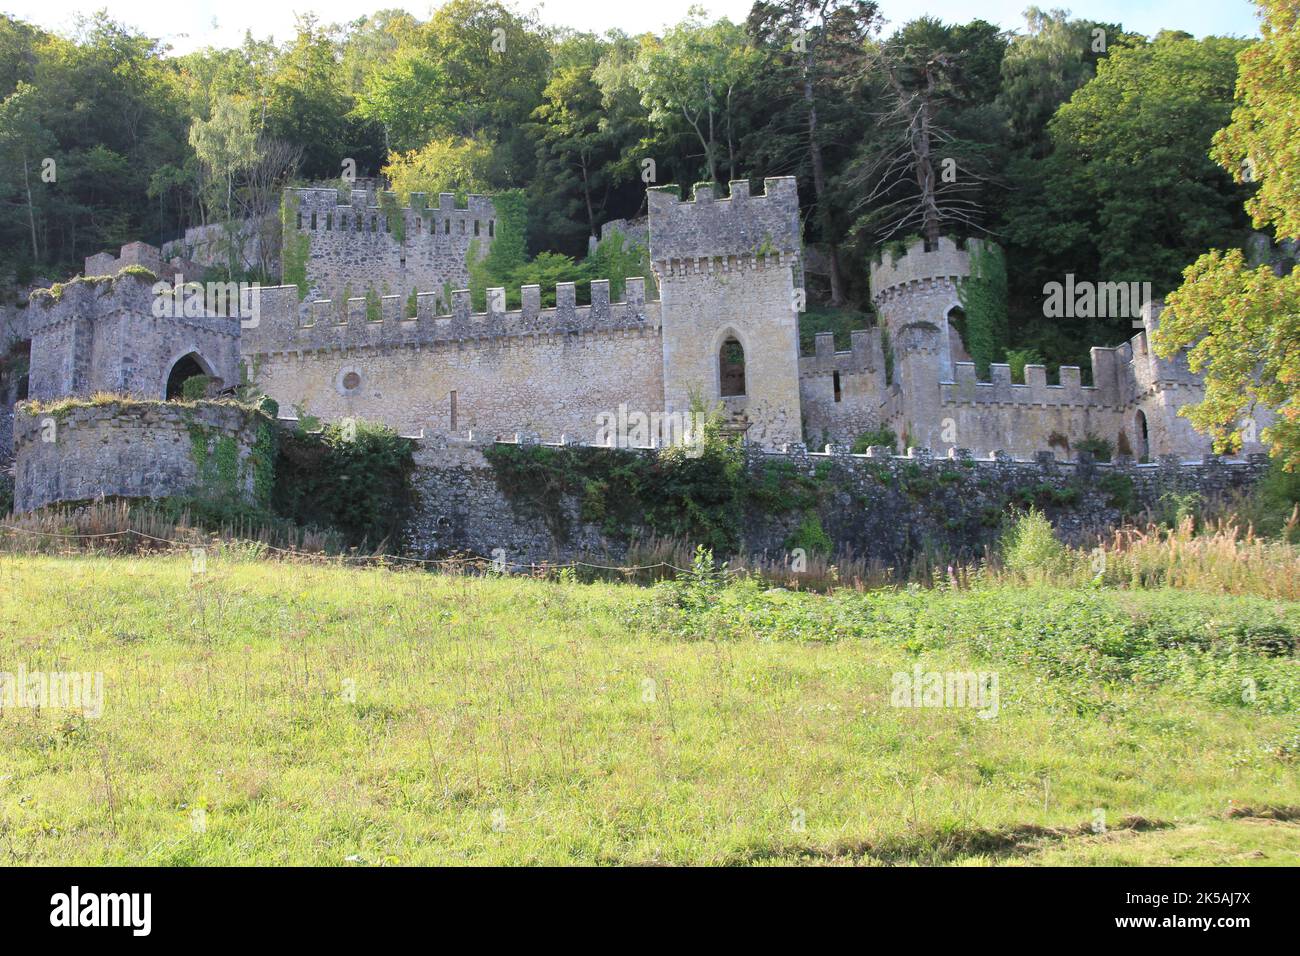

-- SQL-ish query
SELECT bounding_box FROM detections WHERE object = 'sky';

[1,0,1263,55]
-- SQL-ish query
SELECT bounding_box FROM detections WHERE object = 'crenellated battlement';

[241,277,659,355]
[869,237,989,301]
[941,360,1119,408]
[798,329,881,377]
[647,177,801,267]
[287,187,496,238]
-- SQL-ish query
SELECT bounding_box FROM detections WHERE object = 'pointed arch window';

[720,336,746,397]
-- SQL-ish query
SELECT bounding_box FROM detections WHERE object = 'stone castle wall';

[651,179,805,448]
[780,238,1273,462]
[243,278,663,440]
[287,187,496,307]
[12,400,264,513]
[403,436,1270,565]
[25,273,242,402]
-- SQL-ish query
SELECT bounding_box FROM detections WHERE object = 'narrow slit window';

[833,370,842,403]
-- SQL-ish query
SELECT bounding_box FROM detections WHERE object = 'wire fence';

[0,521,709,576]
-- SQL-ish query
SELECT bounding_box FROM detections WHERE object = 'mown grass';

[0,554,1296,865]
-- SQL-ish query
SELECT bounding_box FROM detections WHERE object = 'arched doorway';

[719,336,746,397]
[1134,410,1150,461]
[165,353,211,400]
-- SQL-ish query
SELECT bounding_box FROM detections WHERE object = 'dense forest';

[0,1,1270,372]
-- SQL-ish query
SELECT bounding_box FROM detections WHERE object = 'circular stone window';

[335,366,365,396]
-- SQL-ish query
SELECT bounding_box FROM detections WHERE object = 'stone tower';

[284,186,497,309]
[648,178,804,448]
[25,271,241,402]
[868,237,977,450]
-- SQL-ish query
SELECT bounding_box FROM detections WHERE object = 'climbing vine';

[379,191,406,244]
[280,192,310,301]
[957,241,1009,379]
[272,419,416,548]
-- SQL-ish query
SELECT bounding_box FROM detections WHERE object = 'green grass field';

[0,554,1296,865]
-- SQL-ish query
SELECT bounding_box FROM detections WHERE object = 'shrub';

[1076,432,1113,462]
[272,420,415,548]
[1001,508,1069,577]
[851,426,898,454]
[181,374,212,401]
[1005,347,1043,384]
[787,513,832,556]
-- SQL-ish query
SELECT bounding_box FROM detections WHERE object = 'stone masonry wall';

[12,400,265,513]
[402,437,1269,566]
[244,278,663,440]
[288,187,495,307]
[26,272,242,401]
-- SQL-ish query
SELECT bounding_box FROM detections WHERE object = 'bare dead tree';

[240,137,302,278]
[847,49,993,247]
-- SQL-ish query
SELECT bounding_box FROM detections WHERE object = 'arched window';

[1134,410,1150,461]
[719,336,746,397]
[166,353,209,400]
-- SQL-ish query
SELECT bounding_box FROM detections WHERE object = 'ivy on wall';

[280,192,310,301]
[956,242,1010,379]
[485,435,826,557]
[272,419,416,548]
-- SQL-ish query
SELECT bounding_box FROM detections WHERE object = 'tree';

[189,94,257,229]
[1155,0,1300,469]
[262,16,366,179]
[997,7,1132,157]
[358,0,551,183]
[532,33,627,240]
[848,18,1005,248]
[384,135,496,199]
[747,0,880,306]
[629,14,759,186]
[0,82,55,262]
[1002,31,1251,355]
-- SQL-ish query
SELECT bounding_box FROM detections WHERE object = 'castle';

[3,176,1271,516]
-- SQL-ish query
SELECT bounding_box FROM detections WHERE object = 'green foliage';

[956,241,1009,379]
[365,286,382,322]
[1076,432,1113,462]
[787,513,833,556]
[1005,347,1043,384]
[1098,472,1136,512]
[851,426,898,454]
[385,135,495,200]
[798,304,871,353]
[487,432,748,555]
[1003,31,1251,358]
[1155,490,1205,529]
[280,192,310,301]
[585,232,654,301]
[1001,507,1070,577]
[272,420,416,549]
[405,287,418,318]
[180,374,211,401]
